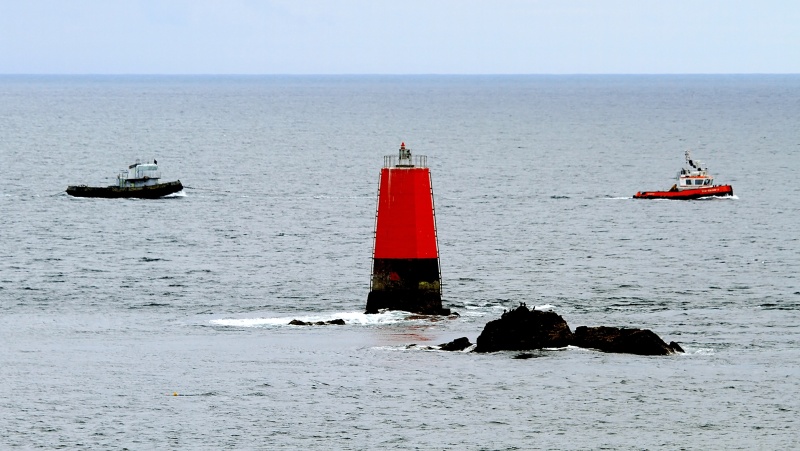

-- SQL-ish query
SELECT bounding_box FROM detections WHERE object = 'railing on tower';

[383,142,427,168]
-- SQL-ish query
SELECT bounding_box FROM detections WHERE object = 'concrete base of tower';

[365,290,450,315]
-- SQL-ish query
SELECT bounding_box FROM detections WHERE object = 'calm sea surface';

[1,75,799,449]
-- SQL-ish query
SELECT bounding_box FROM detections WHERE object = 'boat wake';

[696,194,738,200]
[164,190,187,198]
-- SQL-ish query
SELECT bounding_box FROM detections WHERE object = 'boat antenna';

[685,149,700,170]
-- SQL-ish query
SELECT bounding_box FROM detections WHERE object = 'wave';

[375,343,478,353]
[456,303,555,315]
[210,310,425,328]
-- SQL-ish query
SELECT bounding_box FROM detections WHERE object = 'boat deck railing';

[383,155,427,168]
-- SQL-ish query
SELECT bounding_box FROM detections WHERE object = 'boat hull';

[633,185,733,200]
[66,181,183,199]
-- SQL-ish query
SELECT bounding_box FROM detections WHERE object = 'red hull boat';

[634,184,732,200]
[634,150,733,200]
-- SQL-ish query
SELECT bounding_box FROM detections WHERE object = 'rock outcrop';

[439,337,472,351]
[473,305,573,353]
[463,304,684,356]
[572,326,682,356]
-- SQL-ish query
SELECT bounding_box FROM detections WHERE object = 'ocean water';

[1,75,799,449]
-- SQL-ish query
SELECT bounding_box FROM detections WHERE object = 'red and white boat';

[634,150,733,200]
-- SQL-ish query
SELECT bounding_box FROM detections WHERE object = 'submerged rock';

[439,337,472,351]
[473,304,573,353]
[288,319,346,326]
[669,341,685,353]
[572,326,683,356]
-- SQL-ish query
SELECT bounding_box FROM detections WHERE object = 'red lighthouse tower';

[365,143,449,315]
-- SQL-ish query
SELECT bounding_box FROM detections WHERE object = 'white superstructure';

[675,150,715,191]
[118,159,162,188]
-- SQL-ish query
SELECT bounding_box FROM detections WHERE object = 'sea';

[1,75,798,450]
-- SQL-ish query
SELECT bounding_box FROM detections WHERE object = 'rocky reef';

[438,337,473,351]
[474,305,573,353]
[469,304,683,356]
[573,326,684,356]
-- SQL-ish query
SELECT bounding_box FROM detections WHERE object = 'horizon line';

[1,72,798,77]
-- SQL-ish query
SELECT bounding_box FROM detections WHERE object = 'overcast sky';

[1,0,798,74]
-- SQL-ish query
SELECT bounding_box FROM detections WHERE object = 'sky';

[1,0,798,74]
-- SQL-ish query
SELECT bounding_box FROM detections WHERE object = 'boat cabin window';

[695,179,704,185]
[704,179,711,185]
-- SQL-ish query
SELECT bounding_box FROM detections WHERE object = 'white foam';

[211,317,289,327]
[210,310,416,328]
[164,190,186,198]
[375,343,478,353]
[457,305,503,318]
[697,194,737,201]
[211,304,557,329]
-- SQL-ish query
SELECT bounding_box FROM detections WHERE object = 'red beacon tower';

[365,143,450,315]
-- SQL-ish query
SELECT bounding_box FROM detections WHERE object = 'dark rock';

[573,326,680,356]
[288,319,346,326]
[473,305,573,353]
[448,305,682,357]
[405,314,436,321]
[439,337,472,351]
[669,341,685,353]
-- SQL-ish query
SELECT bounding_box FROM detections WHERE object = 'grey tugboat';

[66,159,183,199]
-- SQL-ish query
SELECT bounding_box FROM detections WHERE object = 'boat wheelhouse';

[118,160,163,188]
[676,150,715,190]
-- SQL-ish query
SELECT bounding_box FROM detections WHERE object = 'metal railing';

[382,154,428,168]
